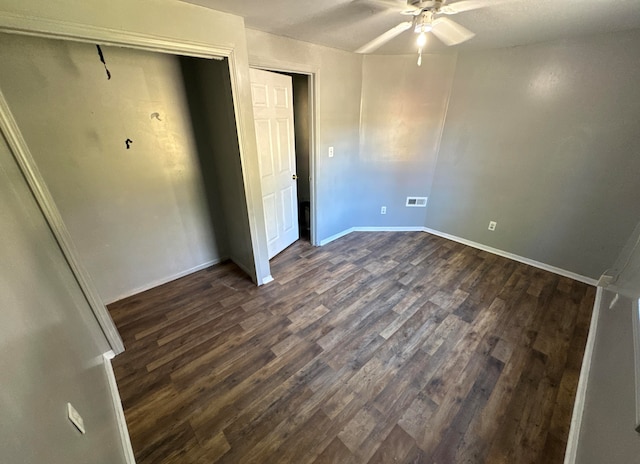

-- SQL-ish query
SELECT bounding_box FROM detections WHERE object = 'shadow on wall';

[178,56,229,259]
[179,56,256,279]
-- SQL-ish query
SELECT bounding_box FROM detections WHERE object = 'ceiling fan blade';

[355,21,413,53]
[431,17,475,46]
[358,0,422,15]
[439,0,513,15]
[359,0,408,10]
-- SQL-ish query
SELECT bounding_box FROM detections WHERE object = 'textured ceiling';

[179,0,640,54]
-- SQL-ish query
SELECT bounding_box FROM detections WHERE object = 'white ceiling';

[179,0,640,54]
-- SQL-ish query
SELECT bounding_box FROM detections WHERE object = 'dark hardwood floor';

[109,231,595,464]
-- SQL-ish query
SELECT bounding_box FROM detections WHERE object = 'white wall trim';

[0,10,274,328]
[423,227,598,286]
[224,51,272,286]
[318,227,355,246]
[563,286,603,464]
[103,352,136,464]
[0,11,230,59]
[633,298,640,433]
[107,258,224,305]
[248,56,321,247]
[319,226,429,246]
[0,89,125,355]
[353,226,428,233]
[319,226,597,286]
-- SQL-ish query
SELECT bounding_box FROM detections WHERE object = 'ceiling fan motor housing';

[408,0,444,9]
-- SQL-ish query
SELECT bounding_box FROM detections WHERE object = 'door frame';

[0,13,272,354]
[249,58,319,247]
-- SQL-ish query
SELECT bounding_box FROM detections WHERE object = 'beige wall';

[356,53,457,226]
[0,34,229,303]
[575,219,640,462]
[0,125,126,462]
[246,29,363,241]
[180,56,258,280]
[0,1,270,462]
[425,29,640,279]
[0,0,275,285]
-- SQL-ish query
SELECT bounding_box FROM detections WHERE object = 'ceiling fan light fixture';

[414,22,433,34]
[414,10,434,34]
[417,31,427,47]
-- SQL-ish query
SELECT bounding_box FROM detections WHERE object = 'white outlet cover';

[488,221,497,231]
[328,146,334,157]
[67,403,86,434]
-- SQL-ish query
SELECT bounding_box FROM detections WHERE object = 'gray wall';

[0,133,126,463]
[575,219,640,461]
[610,220,640,299]
[246,29,363,242]
[0,0,277,287]
[180,56,257,280]
[356,53,457,227]
[576,288,640,462]
[425,29,640,279]
[0,34,228,303]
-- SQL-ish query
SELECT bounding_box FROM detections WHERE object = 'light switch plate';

[67,402,86,434]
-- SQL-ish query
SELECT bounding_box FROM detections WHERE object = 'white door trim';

[103,351,136,463]
[250,69,300,258]
[249,56,320,246]
[0,89,125,354]
[0,11,272,352]
[0,10,231,58]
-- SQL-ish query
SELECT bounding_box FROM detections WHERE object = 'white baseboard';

[422,227,598,286]
[318,227,355,246]
[107,258,224,304]
[319,226,430,246]
[318,226,597,286]
[230,257,259,284]
[261,274,274,284]
[353,226,428,233]
[563,287,603,464]
[103,352,136,464]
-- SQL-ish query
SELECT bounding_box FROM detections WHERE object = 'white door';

[250,68,299,259]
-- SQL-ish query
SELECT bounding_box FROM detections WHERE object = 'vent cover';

[406,197,428,207]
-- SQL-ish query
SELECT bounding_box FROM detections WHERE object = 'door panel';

[254,119,275,178]
[250,68,299,259]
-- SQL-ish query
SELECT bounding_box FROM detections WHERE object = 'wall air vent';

[406,197,428,207]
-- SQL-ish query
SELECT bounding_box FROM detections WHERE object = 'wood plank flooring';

[109,232,595,464]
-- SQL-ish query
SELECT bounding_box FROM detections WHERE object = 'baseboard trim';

[107,258,224,304]
[353,226,428,233]
[230,257,261,285]
[318,227,355,246]
[563,286,602,464]
[318,226,597,286]
[103,352,136,464]
[422,227,598,286]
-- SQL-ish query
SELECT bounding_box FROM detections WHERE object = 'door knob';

[292,174,298,180]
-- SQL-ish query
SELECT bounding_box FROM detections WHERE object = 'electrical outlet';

[488,221,497,231]
[380,206,387,215]
[67,403,86,434]
[328,146,334,158]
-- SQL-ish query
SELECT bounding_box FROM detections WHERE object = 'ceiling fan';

[355,0,504,64]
